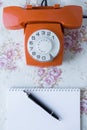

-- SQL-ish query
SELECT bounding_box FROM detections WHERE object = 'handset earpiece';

[3,6,25,29]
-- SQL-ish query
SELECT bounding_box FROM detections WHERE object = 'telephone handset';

[3,4,82,67]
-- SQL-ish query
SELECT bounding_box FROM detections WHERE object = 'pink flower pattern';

[38,67,62,87]
[0,0,2,6]
[81,90,87,115]
[64,27,86,53]
[0,41,23,70]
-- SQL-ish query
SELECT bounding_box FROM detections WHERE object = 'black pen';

[23,90,60,120]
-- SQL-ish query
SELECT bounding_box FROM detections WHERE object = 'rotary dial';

[27,29,60,62]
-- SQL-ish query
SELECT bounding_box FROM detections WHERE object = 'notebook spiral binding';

[9,87,80,92]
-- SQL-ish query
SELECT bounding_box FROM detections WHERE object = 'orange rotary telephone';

[3,4,82,67]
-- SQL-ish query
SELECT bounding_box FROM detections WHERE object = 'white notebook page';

[7,88,80,130]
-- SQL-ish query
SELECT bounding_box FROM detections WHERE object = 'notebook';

[7,88,80,130]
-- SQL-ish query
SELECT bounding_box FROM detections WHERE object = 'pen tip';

[52,113,61,121]
[56,117,61,121]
